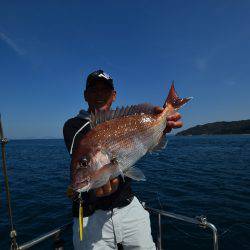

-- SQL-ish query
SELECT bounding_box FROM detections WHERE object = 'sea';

[0,135,249,250]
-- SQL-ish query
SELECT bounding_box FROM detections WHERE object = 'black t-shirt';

[63,116,134,217]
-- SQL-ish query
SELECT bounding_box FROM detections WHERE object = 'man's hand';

[66,178,120,199]
[154,106,183,134]
[94,178,119,197]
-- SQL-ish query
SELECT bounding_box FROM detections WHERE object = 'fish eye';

[79,157,88,168]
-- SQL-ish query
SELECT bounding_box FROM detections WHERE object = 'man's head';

[84,70,116,112]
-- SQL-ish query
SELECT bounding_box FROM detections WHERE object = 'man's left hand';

[94,178,119,197]
[154,106,183,134]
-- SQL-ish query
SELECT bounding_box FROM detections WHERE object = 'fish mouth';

[76,183,91,193]
[74,177,92,193]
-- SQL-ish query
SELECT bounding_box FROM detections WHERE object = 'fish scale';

[103,116,160,159]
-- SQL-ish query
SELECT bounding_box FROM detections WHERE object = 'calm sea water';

[0,136,250,250]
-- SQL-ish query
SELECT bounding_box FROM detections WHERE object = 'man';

[63,70,182,249]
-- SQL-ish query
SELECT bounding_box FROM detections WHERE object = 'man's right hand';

[94,178,119,197]
[66,178,120,199]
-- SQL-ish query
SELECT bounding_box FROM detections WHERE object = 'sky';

[0,1,250,139]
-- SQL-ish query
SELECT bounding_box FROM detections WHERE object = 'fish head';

[71,145,111,193]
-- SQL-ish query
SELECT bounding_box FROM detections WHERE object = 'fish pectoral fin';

[149,136,168,153]
[118,168,125,181]
[124,167,146,181]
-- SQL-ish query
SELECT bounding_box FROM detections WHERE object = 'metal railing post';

[0,114,18,250]
[206,222,218,250]
[157,213,162,250]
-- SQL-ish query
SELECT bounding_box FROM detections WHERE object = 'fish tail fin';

[163,81,192,110]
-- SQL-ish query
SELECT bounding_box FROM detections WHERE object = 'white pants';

[73,197,156,250]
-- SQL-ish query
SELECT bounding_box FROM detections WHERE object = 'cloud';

[194,45,224,72]
[0,32,25,56]
[194,57,208,71]
[225,80,237,86]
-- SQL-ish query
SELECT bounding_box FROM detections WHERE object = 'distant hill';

[176,119,250,136]
[10,136,62,140]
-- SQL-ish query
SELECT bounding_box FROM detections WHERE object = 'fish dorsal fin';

[90,103,155,127]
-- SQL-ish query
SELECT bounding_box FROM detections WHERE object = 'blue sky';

[0,1,250,139]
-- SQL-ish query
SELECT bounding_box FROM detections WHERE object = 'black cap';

[86,70,114,90]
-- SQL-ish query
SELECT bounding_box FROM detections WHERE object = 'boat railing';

[15,206,218,250]
[145,205,218,250]
[16,223,72,250]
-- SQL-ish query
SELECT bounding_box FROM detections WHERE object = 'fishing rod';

[0,114,18,250]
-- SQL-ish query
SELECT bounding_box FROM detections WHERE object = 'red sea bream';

[71,84,191,192]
